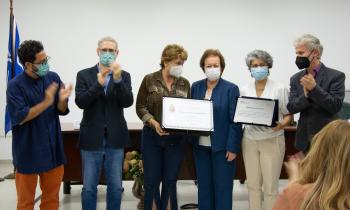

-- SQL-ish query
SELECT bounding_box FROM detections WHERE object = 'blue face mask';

[250,66,269,81]
[33,62,50,77]
[99,52,116,67]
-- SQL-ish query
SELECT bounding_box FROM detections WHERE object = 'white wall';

[1,0,349,159]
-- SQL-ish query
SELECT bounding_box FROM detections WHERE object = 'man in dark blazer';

[75,36,133,210]
[287,34,345,154]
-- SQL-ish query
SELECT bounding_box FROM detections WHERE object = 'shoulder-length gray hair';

[245,50,273,68]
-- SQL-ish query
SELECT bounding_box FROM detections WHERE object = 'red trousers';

[15,165,64,210]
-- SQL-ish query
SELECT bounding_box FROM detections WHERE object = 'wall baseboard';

[0,136,12,160]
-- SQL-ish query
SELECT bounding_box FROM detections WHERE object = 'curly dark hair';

[17,40,44,66]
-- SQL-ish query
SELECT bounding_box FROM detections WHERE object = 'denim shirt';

[136,70,190,124]
[6,71,69,173]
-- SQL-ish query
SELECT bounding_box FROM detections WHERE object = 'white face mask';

[169,65,183,78]
[205,67,221,81]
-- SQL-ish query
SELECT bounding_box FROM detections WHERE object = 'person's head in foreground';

[298,119,350,210]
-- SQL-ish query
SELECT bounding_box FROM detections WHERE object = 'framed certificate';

[233,96,278,127]
[162,97,214,136]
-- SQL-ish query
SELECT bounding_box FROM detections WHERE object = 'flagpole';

[3,0,16,181]
[10,0,13,13]
[9,0,15,79]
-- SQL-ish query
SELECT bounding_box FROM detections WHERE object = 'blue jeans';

[142,126,185,210]
[81,146,124,210]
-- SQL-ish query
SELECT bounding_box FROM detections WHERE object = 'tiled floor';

[0,160,288,209]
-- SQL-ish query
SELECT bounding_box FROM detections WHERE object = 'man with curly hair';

[6,40,72,210]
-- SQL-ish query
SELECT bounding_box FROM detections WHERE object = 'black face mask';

[295,50,314,70]
[295,56,310,69]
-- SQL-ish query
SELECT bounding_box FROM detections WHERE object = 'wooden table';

[61,123,298,194]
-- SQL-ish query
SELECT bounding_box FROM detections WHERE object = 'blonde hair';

[299,120,350,210]
[160,44,188,68]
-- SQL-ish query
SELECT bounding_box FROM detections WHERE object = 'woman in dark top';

[136,44,190,210]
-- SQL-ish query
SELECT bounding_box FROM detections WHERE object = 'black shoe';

[4,173,15,179]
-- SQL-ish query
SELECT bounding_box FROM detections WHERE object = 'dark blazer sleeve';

[226,85,243,154]
[190,81,201,100]
[75,70,104,109]
[110,71,133,108]
[190,84,195,99]
[308,72,345,114]
[287,74,311,114]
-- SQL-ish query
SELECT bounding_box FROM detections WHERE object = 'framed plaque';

[162,97,214,136]
[233,96,278,127]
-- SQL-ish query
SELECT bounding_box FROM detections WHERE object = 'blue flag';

[5,14,24,135]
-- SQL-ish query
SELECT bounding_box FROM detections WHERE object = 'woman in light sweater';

[240,50,292,210]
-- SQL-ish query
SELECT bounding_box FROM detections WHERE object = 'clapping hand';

[97,67,112,86]
[300,74,316,91]
[59,83,73,102]
[284,153,303,184]
[110,61,122,80]
[44,82,59,106]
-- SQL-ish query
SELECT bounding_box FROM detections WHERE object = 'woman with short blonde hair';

[136,44,190,210]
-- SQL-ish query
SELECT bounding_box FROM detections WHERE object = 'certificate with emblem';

[162,97,214,136]
[233,96,278,127]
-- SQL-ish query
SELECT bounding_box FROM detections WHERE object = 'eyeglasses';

[99,48,117,53]
[33,56,50,65]
[250,64,268,68]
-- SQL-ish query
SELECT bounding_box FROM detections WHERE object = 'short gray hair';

[98,36,118,49]
[245,50,273,68]
[294,34,323,59]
